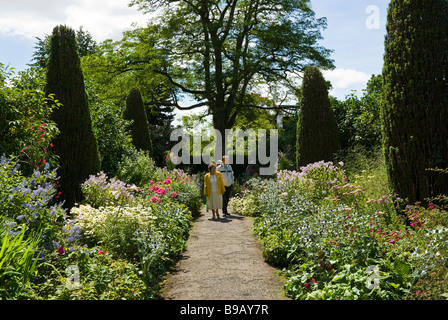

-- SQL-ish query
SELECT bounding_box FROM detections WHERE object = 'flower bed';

[231,160,448,300]
[0,156,199,299]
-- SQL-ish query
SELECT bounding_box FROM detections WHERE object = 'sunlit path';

[162,206,288,300]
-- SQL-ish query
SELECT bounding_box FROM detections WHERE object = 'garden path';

[161,206,289,300]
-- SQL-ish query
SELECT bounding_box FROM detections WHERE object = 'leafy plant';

[0,155,65,243]
[0,219,42,299]
[81,171,140,208]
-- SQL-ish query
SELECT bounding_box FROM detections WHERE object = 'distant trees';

[296,66,340,168]
[30,26,97,69]
[381,0,448,204]
[332,74,382,153]
[124,87,153,154]
[45,25,100,209]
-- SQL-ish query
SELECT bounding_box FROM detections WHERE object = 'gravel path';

[161,206,289,300]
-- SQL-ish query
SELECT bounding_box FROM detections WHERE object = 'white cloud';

[322,68,371,99]
[0,0,148,40]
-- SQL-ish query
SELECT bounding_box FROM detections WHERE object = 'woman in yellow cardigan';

[204,163,226,219]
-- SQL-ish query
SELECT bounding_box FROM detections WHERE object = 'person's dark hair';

[208,163,217,172]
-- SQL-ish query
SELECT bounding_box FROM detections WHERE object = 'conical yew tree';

[381,0,448,204]
[296,66,340,168]
[123,87,153,154]
[45,25,100,209]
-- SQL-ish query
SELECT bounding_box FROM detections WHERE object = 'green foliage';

[72,189,193,294]
[296,66,340,168]
[30,26,98,69]
[0,65,60,174]
[81,171,140,208]
[0,155,65,243]
[89,98,134,178]
[147,168,203,217]
[117,148,157,188]
[45,25,101,209]
[124,87,153,154]
[332,74,383,152]
[0,220,42,299]
[34,245,147,300]
[81,34,175,168]
[230,178,270,217]
[240,153,448,300]
[129,0,334,139]
[381,0,448,204]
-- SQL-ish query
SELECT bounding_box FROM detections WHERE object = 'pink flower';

[57,247,65,255]
[164,178,171,185]
[149,180,154,185]
[98,250,105,255]
[304,283,311,290]
[157,188,167,195]
[311,278,316,283]
[388,240,396,244]
[170,192,177,197]
[158,181,162,185]
[150,196,161,203]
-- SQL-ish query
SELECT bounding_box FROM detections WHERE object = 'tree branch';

[153,69,206,96]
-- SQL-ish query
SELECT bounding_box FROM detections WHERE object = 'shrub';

[0,218,42,299]
[0,155,65,244]
[296,66,340,168]
[230,178,270,217]
[34,245,147,300]
[123,87,153,155]
[81,171,140,208]
[145,168,202,217]
[277,160,345,203]
[71,204,157,258]
[71,199,192,295]
[246,160,448,300]
[117,148,156,187]
[45,25,101,209]
[382,0,448,204]
[0,65,60,174]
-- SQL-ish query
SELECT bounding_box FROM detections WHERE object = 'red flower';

[97,250,105,255]
[304,283,311,290]
[150,196,161,203]
[57,247,65,255]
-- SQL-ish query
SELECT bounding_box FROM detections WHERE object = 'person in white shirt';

[217,155,234,216]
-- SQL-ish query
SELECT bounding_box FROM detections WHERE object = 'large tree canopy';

[128,0,334,136]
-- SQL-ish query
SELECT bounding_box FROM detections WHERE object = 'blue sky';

[0,0,390,100]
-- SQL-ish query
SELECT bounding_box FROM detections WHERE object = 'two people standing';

[204,155,234,219]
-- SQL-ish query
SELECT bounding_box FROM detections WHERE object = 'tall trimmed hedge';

[296,66,340,168]
[381,0,448,204]
[124,87,153,155]
[45,25,100,209]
